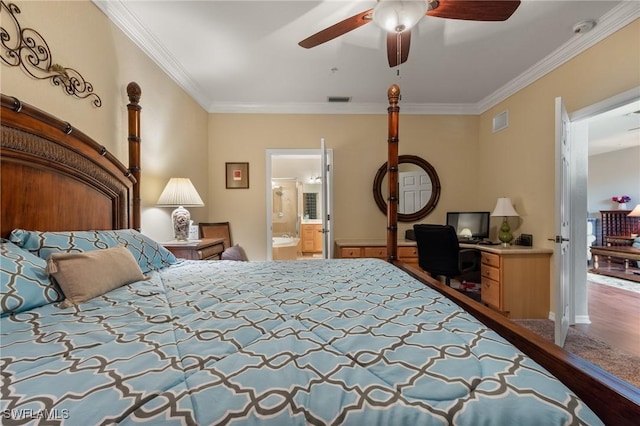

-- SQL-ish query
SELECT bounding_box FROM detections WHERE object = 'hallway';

[574,279,640,358]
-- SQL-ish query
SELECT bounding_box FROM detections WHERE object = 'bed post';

[386,84,400,262]
[127,82,142,231]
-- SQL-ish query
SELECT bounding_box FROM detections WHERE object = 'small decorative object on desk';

[514,234,533,247]
[612,195,630,210]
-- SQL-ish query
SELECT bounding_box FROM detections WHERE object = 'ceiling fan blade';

[299,9,374,48]
[428,0,521,21]
[387,31,411,68]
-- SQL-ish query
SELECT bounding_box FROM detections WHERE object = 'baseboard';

[574,315,591,325]
[547,312,591,325]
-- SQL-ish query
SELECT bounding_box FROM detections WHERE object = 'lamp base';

[171,206,191,241]
[498,217,513,247]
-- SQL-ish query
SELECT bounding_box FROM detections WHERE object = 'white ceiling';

[93,1,640,153]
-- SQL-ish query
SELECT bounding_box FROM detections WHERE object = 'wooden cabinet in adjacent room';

[301,223,323,253]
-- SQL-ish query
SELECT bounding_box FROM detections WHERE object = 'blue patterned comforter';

[1,259,602,425]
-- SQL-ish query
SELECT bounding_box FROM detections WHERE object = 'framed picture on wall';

[225,162,249,189]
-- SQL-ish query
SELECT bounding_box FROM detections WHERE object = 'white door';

[398,170,431,214]
[554,97,571,346]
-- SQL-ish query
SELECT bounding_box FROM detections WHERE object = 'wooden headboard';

[0,83,142,237]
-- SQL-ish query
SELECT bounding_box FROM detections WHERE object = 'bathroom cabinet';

[301,223,323,253]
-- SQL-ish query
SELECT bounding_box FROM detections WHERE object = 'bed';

[1,85,638,425]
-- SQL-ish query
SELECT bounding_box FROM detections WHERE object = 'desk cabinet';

[162,238,225,261]
[479,250,551,319]
[334,241,418,266]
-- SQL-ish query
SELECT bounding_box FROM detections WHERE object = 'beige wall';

[208,114,480,260]
[0,0,209,241]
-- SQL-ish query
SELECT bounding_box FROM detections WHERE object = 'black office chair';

[413,224,480,286]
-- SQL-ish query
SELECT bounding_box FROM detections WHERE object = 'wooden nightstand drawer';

[199,243,224,260]
[340,247,363,258]
[162,238,225,261]
[364,247,387,258]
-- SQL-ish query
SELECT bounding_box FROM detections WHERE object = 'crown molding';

[206,101,480,115]
[94,1,638,115]
[92,0,210,110]
[477,2,640,114]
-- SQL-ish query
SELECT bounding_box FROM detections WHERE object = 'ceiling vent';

[327,96,351,103]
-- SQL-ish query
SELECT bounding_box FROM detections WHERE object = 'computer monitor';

[446,211,490,240]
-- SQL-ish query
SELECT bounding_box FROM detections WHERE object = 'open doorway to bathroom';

[266,147,333,261]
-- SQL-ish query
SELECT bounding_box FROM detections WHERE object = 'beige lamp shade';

[157,178,204,207]
[491,197,519,217]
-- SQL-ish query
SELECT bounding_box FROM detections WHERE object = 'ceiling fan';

[299,0,521,67]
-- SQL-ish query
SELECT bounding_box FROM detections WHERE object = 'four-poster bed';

[1,83,638,424]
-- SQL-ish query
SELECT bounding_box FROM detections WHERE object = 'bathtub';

[272,237,300,260]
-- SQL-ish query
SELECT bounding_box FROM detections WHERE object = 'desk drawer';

[481,277,501,308]
[340,247,363,258]
[364,247,387,258]
[398,246,418,259]
[481,252,500,268]
[481,264,500,282]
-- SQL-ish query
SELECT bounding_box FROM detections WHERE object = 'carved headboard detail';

[0,84,141,237]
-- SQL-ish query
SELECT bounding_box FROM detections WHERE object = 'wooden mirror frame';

[373,155,441,222]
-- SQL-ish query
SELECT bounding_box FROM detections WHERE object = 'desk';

[334,239,552,319]
[462,244,552,319]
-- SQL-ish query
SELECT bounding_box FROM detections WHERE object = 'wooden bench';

[590,245,640,283]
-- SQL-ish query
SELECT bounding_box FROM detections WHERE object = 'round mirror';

[373,155,441,222]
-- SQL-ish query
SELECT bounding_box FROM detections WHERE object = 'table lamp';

[157,178,204,241]
[491,197,520,246]
[628,204,640,237]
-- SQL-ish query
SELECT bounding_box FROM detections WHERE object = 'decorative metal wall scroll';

[0,1,102,107]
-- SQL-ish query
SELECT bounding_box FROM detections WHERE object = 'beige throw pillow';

[47,245,147,307]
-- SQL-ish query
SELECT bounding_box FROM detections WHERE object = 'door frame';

[562,86,640,324]
[265,148,334,260]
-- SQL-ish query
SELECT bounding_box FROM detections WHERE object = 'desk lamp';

[157,178,204,241]
[491,197,519,246]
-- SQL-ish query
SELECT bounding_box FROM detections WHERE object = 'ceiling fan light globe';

[373,0,428,33]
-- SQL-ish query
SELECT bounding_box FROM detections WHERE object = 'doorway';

[265,148,333,261]
[565,87,640,325]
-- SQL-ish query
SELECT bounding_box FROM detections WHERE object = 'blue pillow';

[99,229,177,273]
[9,229,177,274]
[9,229,118,259]
[1,240,63,316]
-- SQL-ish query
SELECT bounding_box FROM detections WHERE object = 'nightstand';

[161,238,225,260]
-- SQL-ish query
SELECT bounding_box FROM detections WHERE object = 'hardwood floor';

[574,278,640,357]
